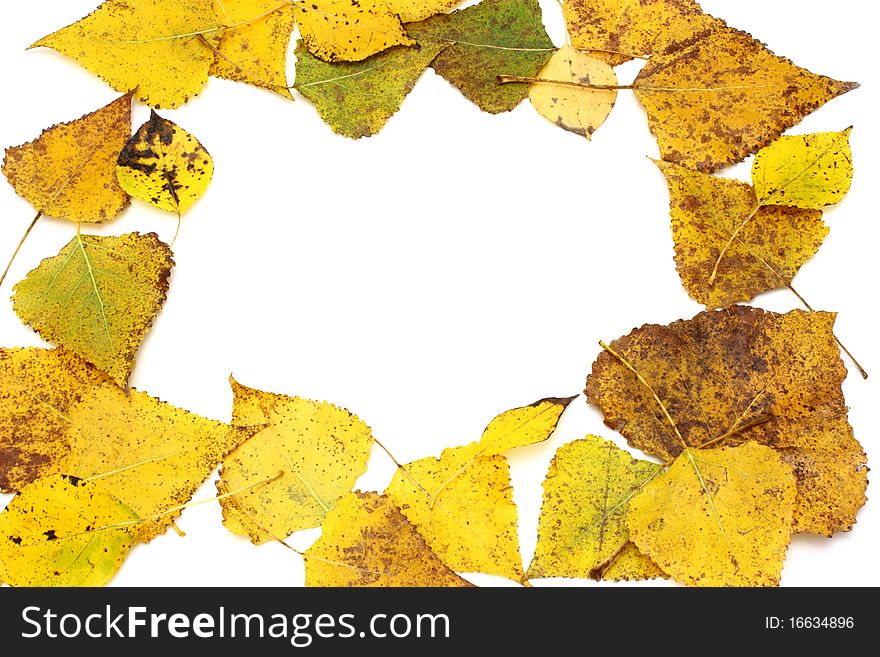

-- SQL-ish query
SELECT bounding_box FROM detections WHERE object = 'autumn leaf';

[116,112,214,223]
[304,492,473,587]
[586,306,867,536]
[0,348,113,493]
[2,93,132,224]
[629,442,796,586]
[633,20,857,172]
[217,378,374,544]
[294,42,447,139]
[477,396,574,455]
[657,159,828,308]
[62,387,254,542]
[32,0,223,108]
[386,442,524,581]
[0,474,138,587]
[406,0,554,113]
[562,0,707,66]
[752,128,854,210]
[528,436,665,581]
[527,46,617,139]
[386,0,463,23]
[295,0,414,63]
[11,232,174,387]
[210,0,296,97]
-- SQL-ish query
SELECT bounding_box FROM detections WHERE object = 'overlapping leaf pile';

[0,0,869,587]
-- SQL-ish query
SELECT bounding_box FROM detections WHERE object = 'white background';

[0,0,876,587]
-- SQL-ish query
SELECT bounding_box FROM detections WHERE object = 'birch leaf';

[11,232,174,387]
[31,0,223,108]
[2,93,132,223]
[304,492,473,587]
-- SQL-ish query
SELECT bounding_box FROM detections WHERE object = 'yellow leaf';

[0,474,138,587]
[563,0,706,65]
[62,387,253,542]
[295,0,415,62]
[304,492,473,587]
[528,436,665,581]
[586,306,867,536]
[12,232,173,387]
[657,160,828,307]
[627,442,796,586]
[385,442,524,581]
[528,46,617,139]
[31,0,223,109]
[2,93,132,223]
[478,395,575,456]
[0,348,113,493]
[634,21,857,172]
[752,128,854,209]
[386,0,462,23]
[210,0,296,98]
[218,378,374,544]
[117,112,214,215]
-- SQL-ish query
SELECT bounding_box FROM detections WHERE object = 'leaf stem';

[0,211,41,289]
[497,74,633,90]
[697,413,772,450]
[372,437,433,501]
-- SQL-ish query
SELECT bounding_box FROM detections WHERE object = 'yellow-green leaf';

[627,442,797,586]
[528,436,665,581]
[528,46,617,139]
[478,395,575,456]
[295,0,414,63]
[2,93,132,223]
[304,492,473,587]
[752,128,854,209]
[116,112,214,215]
[386,442,524,581]
[0,474,138,587]
[11,232,174,387]
[218,378,374,543]
[31,0,223,108]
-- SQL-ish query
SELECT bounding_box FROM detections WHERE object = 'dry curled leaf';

[117,112,214,216]
[294,41,447,139]
[528,46,617,139]
[0,474,138,587]
[528,436,665,581]
[11,232,173,387]
[295,0,414,63]
[586,306,867,536]
[633,21,857,172]
[627,442,797,586]
[32,0,223,108]
[210,0,296,98]
[218,378,374,544]
[407,0,554,113]
[304,492,473,587]
[2,93,132,223]
[657,159,828,307]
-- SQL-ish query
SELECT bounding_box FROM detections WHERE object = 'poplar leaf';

[633,21,857,172]
[586,306,868,536]
[210,0,296,97]
[294,41,447,139]
[31,0,223,108]
[528,436,665,581]
[752,128,854,209]
[407,0,554,113]
[116,112,214,215]
[478,395,575,456]
[627,442,797,587]
[304,492,473,587]
[11,233,174,387]
[386,0,463,23]
[528,46,617,139]
[386,442,525,582]
[217,378,374,544]
[657,159,828,307]
[294,0,414,63]
[0,474,138,587]
[2,93,132,223]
